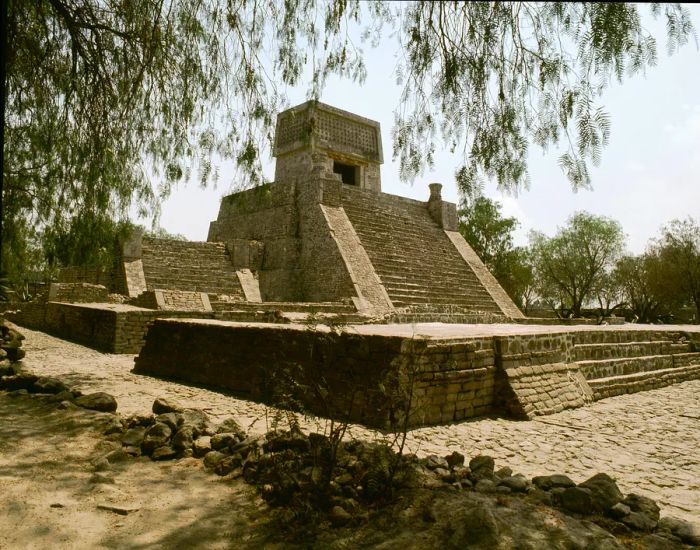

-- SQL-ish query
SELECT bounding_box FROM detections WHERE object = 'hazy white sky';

[151,5,700,254]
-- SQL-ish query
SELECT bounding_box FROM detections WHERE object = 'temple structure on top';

[116,100,524,321]
[15,101,700,429]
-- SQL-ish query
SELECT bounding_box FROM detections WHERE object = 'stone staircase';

[140,237,244,298]
[573,329,700,400]
[340,187,505,316]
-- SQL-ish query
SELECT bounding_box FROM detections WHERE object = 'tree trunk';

[0,0,8,276]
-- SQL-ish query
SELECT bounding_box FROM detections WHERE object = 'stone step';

[371,260,478,281]
[387,312,506,323]
[589,363,700,401]
[574,341,692,361]
[577,352,700,380]
[572,330,693,346]
[341,186,501,314]
[210,301,357,313]
[383,286,496,305]
[391,296,502,311]
[141,237,244,296]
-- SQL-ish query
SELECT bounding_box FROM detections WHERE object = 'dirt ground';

[0,394,285,550]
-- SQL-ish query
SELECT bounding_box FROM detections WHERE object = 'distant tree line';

[459,198,700,324]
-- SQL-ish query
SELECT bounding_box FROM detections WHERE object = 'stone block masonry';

[132,321,700,428]
[6,302,214,354]
[48,282,110,304]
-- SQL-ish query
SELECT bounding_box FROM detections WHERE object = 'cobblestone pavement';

[17,326,700,526]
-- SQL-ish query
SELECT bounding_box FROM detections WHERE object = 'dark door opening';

[333,161,357,185]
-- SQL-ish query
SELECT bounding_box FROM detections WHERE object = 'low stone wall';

[6,302,214,354]
[57,265,113,288]
[406,338,496,425]
[134,320,412,428]
[132,321,700,428]
[48,282,110,303]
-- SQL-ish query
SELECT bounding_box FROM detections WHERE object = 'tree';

[613,253,675,323]
[458,195,533,310]
[530,212,625,317]
[3,2,695,275]
[391,2,696,196]
[656,218,700,322]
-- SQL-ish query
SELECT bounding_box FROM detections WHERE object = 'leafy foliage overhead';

[392,2,695,196]
[3,1,695,274]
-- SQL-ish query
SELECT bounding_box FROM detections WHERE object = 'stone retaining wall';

[48,282,110,303]
[132,321,700,428]
[6,302,214,354]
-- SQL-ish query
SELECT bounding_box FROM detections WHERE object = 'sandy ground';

[1,326,698,549]
[0,394,286,550]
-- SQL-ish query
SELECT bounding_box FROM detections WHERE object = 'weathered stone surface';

[444,451,465,469]
[1,373,38,391]
[578,473,623,513]
[121,427,147,448]
[46,390,76,403]
[498,475,528,493]
[32,377,69,394]
[211,432,237,451]
[494,466,512,479]
[193,436,212,458]
[203,450,228,470]
[214,454,242,476]
[474,479,496,493]
[621,511,657,532]
[426,455,450,471]
[532,474,576,491]
[608,502,631,519]
[216,417,245,437]
[448,506,500,548]
[657,516,700,546]
[102,416,125,435]
[560,487,594,515]
[5,348,26,362]
[0,363,15,377]
[151,446,178,461]
[141,422,172,454]
[469,455,495,481]
[104,449,131,464]
[180,409,210,436]
[622,493,660,524]
[172,426,196,452]
[152,397,183,415]
[75,392,118,413]
[154,412,181,431]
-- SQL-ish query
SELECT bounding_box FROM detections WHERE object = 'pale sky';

[150,5,700,254]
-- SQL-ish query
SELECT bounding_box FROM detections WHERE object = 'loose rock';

[152,397,183,415]
[578,473,623,513]
[75,392,118,413]
[469,455,495,481]
[32,377,69,395]
[560,487,594,515]
[657,516,700,546]
[141,422,172,455]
